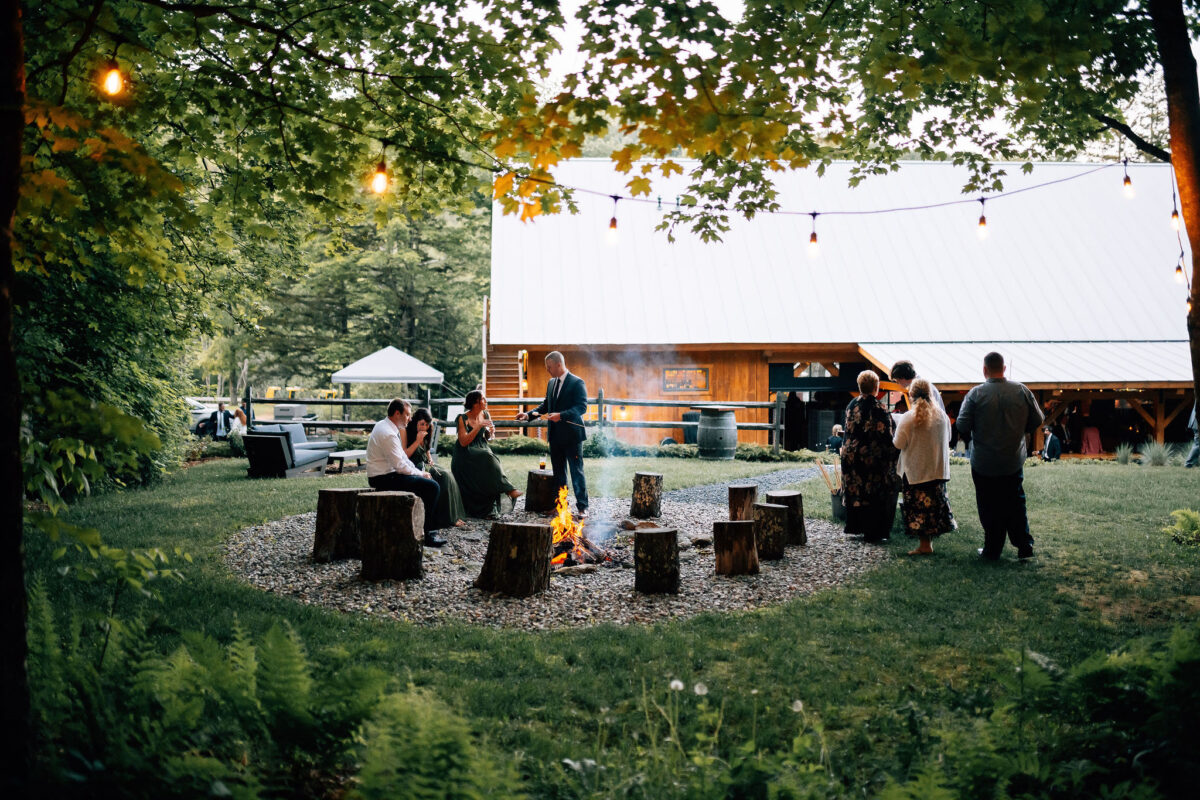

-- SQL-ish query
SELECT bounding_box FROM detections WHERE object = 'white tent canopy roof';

[331,346,444,385]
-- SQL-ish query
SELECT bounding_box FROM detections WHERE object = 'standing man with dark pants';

[366,398,445,547]
[516,351,589,517]
[956,352,1043,560]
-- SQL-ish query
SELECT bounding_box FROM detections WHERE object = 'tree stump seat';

[713,520,760,575]
[634,527,679,594]
[765,490,807,546]
[728,484,758,521]
[358,491,425,582]
[313,487,375,562]
[474,522,552,597]
[524,469,558,514]
[629,472,664,519]
[752,502,788,560]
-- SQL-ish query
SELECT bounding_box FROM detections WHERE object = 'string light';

[370,160,389,194]
[807,212,819,257]
[100,59,124,96]
[1177,251,1187,284]
[977,198,988,239]
[1123,158,1134,199]
[605,194,620,246]
[1171,208,1180,231]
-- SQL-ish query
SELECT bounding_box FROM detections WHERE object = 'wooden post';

[728,484,758,521]
[524,469,559,513]
[752,502,788,560]
[358,491,425,582]
[773,391,785,454]
[765,489,807,546]
[474,522,552,597]
[313,487,374,562]
[629,472,664,518]
[713,520,759,575]
[597,387,605,435]
[634,527,680,594]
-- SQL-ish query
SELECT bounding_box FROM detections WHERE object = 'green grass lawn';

[26,456,1200,796]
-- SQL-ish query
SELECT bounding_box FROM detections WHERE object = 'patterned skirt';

[901,478,955,538]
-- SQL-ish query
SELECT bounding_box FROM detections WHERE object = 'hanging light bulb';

[370,160,388,194]
[605,195,620,246]
[1171,208,1180,231]
[977,198,988,240]
[1122,158,1134,199]
[100,60,124,96]
[807,212,820,258]
[1176,262,1186,284]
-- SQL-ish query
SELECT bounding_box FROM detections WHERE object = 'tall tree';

[493,0,1200,402]
[6,0,559,787]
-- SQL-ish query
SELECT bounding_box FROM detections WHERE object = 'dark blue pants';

[1186,431,1199,468]
[368,472,441,534]
[971,469,1033,558]
[550,439,588,511]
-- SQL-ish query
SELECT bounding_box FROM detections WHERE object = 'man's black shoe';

[1017,548,1035,560]
[977,548,1000,561]
[423,532,447,547]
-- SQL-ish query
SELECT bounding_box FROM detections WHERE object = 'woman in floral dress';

[892,379,955,555]
[840,370,900,542]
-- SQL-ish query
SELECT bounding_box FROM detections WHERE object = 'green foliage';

[1141,439,1176,467]
[487,434,549,455]
[353,691,525,800]
[1163,509,1200,546]
[1116,442,1135,464]
[735,444,835,463]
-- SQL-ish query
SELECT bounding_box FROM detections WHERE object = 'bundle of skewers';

[816,456,842,495]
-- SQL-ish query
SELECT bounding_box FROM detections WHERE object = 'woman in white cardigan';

[893,379,955,555]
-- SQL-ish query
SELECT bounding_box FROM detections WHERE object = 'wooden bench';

[326,449,368,474]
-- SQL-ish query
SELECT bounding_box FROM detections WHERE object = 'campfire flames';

[550,486,586,566]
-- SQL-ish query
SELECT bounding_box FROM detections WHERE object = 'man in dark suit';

[1040,426,1062,461]
[516,351,589,516]
[201,402,236,439]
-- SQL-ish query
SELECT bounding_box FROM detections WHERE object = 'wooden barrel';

[696,407,737,460]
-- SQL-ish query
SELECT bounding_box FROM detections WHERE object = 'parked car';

[185,398,217,433]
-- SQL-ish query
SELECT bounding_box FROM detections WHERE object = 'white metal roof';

[331,346,444,384]
[490,159,1190,351]
[858,341,1194,388]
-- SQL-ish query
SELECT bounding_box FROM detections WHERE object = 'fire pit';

[549,486,612,567]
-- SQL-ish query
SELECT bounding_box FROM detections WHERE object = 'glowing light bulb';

[807,231,819,258]
[102,66,124,96]
[605,216,619,246]
[1123,174,1134,199]
[1176,263,1186,284]
[1171,209,1180,231]
[370,161,388,194]
[977,214,988,240]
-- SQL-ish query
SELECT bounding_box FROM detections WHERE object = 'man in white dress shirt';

[366,398,445,546]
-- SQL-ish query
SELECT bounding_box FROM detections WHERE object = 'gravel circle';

[663,466,820,505]
[223,476,885,631]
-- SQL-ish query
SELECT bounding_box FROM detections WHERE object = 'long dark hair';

[464,390,484,412]
[405,407,434,448]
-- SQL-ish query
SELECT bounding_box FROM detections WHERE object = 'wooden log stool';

[728,484,758,521]
[313,487,374,562]
[634,527,679,594]
[358,491,425,582]
[752,502,788,560]
[629,472,664,519]
[765,490,807,546]
[474,522,552,597]
[713,520,760,576]
[524,469,559,513]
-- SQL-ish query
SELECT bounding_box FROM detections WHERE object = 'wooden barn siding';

[487,346,773,446]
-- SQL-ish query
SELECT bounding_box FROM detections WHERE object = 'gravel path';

[223,467,884,631]
[663,466,820,505]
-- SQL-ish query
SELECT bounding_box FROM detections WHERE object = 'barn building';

[485,159,1195,453]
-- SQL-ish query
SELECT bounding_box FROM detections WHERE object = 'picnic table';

[326,449,368,474]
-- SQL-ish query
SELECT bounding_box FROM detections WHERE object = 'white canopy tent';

[331,346,444,385]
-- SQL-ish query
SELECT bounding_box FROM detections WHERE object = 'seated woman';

[841,370,900,543]
[404,408,467,529]
[893,379,955,555]
[826,424,844,454]
[451,390,522,519]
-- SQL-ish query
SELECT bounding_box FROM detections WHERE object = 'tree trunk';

[752,503,788,560]
[634,527,679,593]
[313,487,374,562]
[713,520,759,575]
[765,489,807,546]
[629,471,664,518]
[0,0,28,790]
[1150,0,1200,406]
[358,491,425,581]
[728,484,757,521]
[524,468,558,513]
[474,521,552,597]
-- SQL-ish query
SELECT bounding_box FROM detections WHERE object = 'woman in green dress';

[451,390,522,519]
[403,408,466,529]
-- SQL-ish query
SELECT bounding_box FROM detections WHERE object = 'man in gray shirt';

[955,352,1044,560]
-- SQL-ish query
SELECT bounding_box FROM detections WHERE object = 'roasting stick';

[815,460,837,493]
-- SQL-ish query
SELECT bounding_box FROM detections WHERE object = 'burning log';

[524,468,558,514]
[765,490,807,546]
[634,527,680,594]
[358,491,424,581]
[728,484,758,521]
[474,522,552,597]
[713,520,760,576]
[752,502,788,560]
[313,487,374,562]
[629,471,664,519]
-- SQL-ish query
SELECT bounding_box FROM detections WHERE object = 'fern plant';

[1163,509,1200,546]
